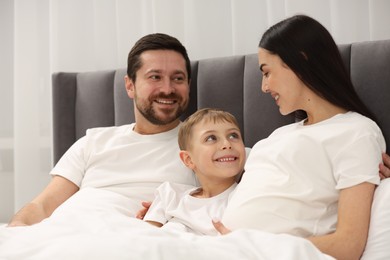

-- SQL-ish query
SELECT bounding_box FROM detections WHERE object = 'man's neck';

[133,120,180,135]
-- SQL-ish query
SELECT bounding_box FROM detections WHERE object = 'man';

[8,33,197,227]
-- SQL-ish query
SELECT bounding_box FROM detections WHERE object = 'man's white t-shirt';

[50,123,197,214]
[144,182,237,235]
[223,112,385,237]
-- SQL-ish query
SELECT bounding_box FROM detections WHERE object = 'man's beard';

[135,93,188,125]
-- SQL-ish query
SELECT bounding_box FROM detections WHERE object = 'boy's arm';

[8,175,79,227]
[145,220,163,227]
[136,201,152,219]
[142,183,172,227]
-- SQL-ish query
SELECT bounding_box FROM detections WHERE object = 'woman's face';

[258,48,308,115]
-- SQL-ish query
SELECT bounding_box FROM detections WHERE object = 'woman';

[218,15,386,260]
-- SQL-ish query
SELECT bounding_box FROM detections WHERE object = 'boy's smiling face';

[180,119,246,183]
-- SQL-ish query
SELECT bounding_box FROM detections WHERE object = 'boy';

[143,108,246,235]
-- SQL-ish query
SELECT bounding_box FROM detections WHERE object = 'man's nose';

[160,78,175,94]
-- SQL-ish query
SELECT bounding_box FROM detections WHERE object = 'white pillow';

[361,178,390,260]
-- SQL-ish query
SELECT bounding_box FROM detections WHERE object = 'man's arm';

[8,175,79,227]
[379,153,390,179]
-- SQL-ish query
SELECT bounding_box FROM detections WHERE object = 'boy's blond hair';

[178,108,241,150]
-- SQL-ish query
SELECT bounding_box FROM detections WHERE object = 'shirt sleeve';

[143,182,172,224]
[334,133,385,189]
[49,136,87,187]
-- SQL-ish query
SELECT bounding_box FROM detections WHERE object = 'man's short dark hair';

[127,33,191,83]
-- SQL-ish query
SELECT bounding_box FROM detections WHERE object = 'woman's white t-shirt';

[223,112,385,237]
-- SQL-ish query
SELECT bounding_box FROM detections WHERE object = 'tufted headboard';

[52,39,390,165]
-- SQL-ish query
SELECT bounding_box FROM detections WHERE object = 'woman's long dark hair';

[259,15,376,122]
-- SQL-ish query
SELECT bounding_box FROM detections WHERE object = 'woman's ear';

[124,75,135,98]
[179,150,195,170]
[300,51,308,61]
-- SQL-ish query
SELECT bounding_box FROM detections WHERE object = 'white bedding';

[0,187,334,260]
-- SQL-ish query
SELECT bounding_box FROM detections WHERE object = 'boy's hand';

[135,201,152,219]
[212,219,231,235]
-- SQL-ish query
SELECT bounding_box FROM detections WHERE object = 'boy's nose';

[222,140,232,150]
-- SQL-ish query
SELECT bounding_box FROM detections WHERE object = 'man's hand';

[379,153,390,180]
[212,219,231,235]
[135,201,152,219]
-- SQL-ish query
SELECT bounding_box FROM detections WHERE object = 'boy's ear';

[179,150,195,170]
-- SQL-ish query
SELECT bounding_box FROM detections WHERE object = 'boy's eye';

[229,132,241,140]
[205,135,217,142]
[263,72,269,78]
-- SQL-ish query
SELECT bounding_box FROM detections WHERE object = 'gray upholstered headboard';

[52,39,390,165]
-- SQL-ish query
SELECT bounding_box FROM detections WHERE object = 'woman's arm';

[214,182,375,260]
[213,182,375,259]
[307,182,375,260]
[8,175,79,226]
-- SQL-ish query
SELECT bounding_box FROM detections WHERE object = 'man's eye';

[173,76,185,82]
[150,75,160,80]
[263,72,269,78]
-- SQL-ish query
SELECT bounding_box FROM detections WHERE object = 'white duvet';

[0,188,334,260]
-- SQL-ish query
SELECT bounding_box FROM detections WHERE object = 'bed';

[1,39,390,259]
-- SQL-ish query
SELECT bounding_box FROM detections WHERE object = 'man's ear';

[124,75,135,99]
[179,150,195,170]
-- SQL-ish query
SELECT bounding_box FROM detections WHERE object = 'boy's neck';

[191,179,236,198]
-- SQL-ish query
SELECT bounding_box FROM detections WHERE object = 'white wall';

[0,0,15,222]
